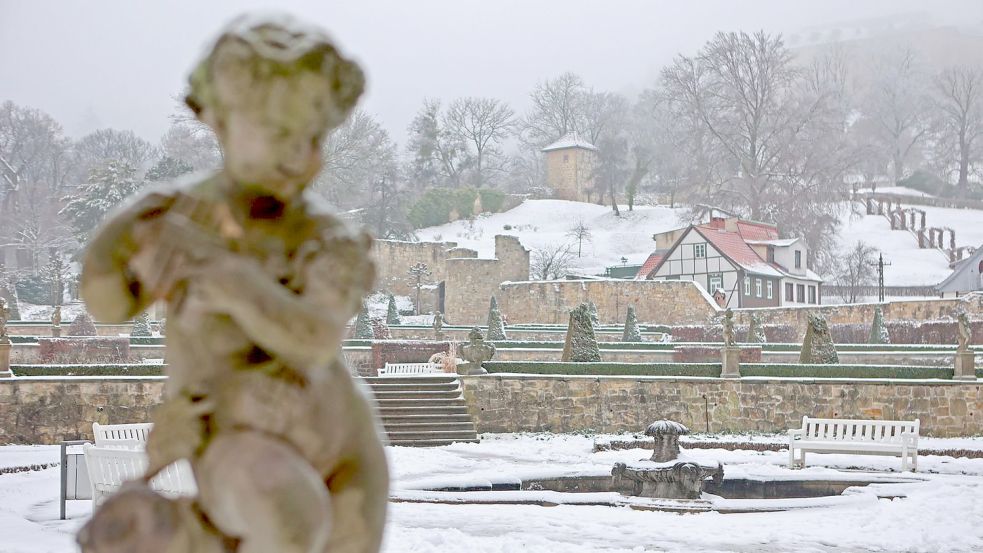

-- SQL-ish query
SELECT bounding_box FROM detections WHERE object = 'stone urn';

[456,327,494,375]
[646,420,689,462]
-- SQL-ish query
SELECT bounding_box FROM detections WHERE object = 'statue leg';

[77,483,225,553]
[196,431,332,553]
[321,391,390,553]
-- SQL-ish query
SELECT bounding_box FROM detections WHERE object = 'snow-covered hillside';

[414,199,983,286]
[415,200,690,276]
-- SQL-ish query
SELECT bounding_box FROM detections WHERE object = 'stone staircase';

[364,375,479,447]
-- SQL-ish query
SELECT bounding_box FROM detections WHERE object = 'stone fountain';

[611,420,723,500]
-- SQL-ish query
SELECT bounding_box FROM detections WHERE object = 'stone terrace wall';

[498,280,719,325]
[734,294,983,328]
[0,377,165,444]
[462,375,982,437]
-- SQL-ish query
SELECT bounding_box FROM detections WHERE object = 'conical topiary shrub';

[131,312,153,337]
[745,314,767,344]
[562,303,601,362]
[486,296,507,341]
[799,312,838,364]
[586,300,599,326]
[385,294,401,325]
[352,303,373,339]
[68,312,97,337]
[622,305,642,342]
[868,306,890,344]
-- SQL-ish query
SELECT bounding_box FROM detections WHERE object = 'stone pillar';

[918,229,926,249]
[949,230,956,250]
[865,197,875,215]
[0,338,10,378]
[51,324,61,338]
[954,352,976,381]
[721,346,741,379]
[920,212,926,230]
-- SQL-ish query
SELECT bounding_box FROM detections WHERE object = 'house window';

[796,284,805,303]
[754,278,763,297]
[795,250,802,269]
[708,273,723,293]
[767,281,773,299]
[744,276,751,295]
[694,243,706,258]
[785,283,794,301]
[808,286,817,304]
[767,247,775,263]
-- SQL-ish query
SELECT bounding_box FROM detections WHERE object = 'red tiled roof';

[635,250,666,280]
[735,220,779,241]
[695,225,782,277]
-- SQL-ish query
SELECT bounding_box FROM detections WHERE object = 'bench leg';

[901,452,908,472]
[788,445,796,469]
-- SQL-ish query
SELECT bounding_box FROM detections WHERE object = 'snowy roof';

[695,226,785,278]
[936,246,983,292]
[635,250,667,280]
[541,131,598,152]
[745,238,801,247]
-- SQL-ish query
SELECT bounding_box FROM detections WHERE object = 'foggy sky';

[2,0,981,146]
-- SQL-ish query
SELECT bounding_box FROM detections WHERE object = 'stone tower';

[542,131,597,203]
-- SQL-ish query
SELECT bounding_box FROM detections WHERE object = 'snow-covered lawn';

[3,433,983,552]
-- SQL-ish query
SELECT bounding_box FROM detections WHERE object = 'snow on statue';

[77,14,388,553]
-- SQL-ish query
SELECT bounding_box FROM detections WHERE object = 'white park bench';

[84,422,195,510]
[788,416,920,472]
[377,362,443,376]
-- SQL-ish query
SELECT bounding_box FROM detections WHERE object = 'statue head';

[186,14,364,199]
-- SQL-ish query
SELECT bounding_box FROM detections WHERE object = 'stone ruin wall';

[733,293,983,328]
[443,236,530,325]
[371,240,461,297]
[497,280,720,325]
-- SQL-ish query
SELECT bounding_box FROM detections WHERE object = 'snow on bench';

[378,362,443,376]
[788,416,919,471]
[93,422,153,445]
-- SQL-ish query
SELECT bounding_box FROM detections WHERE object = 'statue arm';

[80,191,177,323]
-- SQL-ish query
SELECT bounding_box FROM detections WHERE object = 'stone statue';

[77,15,388,553]
[957,311,971,353]
[51,305,61,327]
[432,310,444,339]
[0,297,8,340]
[722,308,735,347]
[456,327,495,375]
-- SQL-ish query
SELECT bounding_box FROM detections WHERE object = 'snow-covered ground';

[414,199,983,287]
[3,433,983,552]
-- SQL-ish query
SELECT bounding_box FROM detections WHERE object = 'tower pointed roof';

[541,131,598,152]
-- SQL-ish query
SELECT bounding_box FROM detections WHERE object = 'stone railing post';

[917,229,926,248]
[0,337,10,378]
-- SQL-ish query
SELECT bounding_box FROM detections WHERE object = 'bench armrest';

[901,431,918,448]
[788,429,804,439]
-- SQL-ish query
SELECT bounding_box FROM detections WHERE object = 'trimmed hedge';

[483,361,722,377]
[741,363,954,380]
[129,336,165,346]
[491,340,674,350]
[11,364,164,377]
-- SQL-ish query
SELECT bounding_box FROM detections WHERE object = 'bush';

[38,337,130,364]
[478,188,506,213]
[407,187,479,228]
[483,361,722,377]
[14,275,53,305]
[11,364,163,377]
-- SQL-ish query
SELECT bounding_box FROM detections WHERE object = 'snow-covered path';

[3,434,983,552]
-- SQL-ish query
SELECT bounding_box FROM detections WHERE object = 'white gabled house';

[638,217,823,308]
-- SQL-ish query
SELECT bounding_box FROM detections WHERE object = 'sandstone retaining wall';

[461,375,982,437]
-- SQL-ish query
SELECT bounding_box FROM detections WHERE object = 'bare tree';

[931,65,983,191]
[445,97,514,187]
[521,72,587,148]
[831,241,880,303]
[405,262,432,315]
[531,243,577,280]
[565,221,593,257]
[159,122,221,172]
[316,109,399,210]
[861,48,931,184]
[72,128,155,180]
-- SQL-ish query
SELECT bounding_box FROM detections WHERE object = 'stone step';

[376,406,471,418]
[381,422,476,433]
[387,429,478,442]
[371,390,462,401]
[374,398,467,408]
[380,414,474,425]
[363,376,460,386]
[366,382,461,393]
[387,438,480,447]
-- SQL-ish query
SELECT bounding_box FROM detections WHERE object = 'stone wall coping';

[464,374,980,387]
[2,376,167,382]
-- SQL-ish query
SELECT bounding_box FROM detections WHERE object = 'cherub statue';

[77,15,388,553]
[433,310,444,339]
[957,311,971,353]
[0,297,8,340]
[51,305,61,327]
[722,308,735,347]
